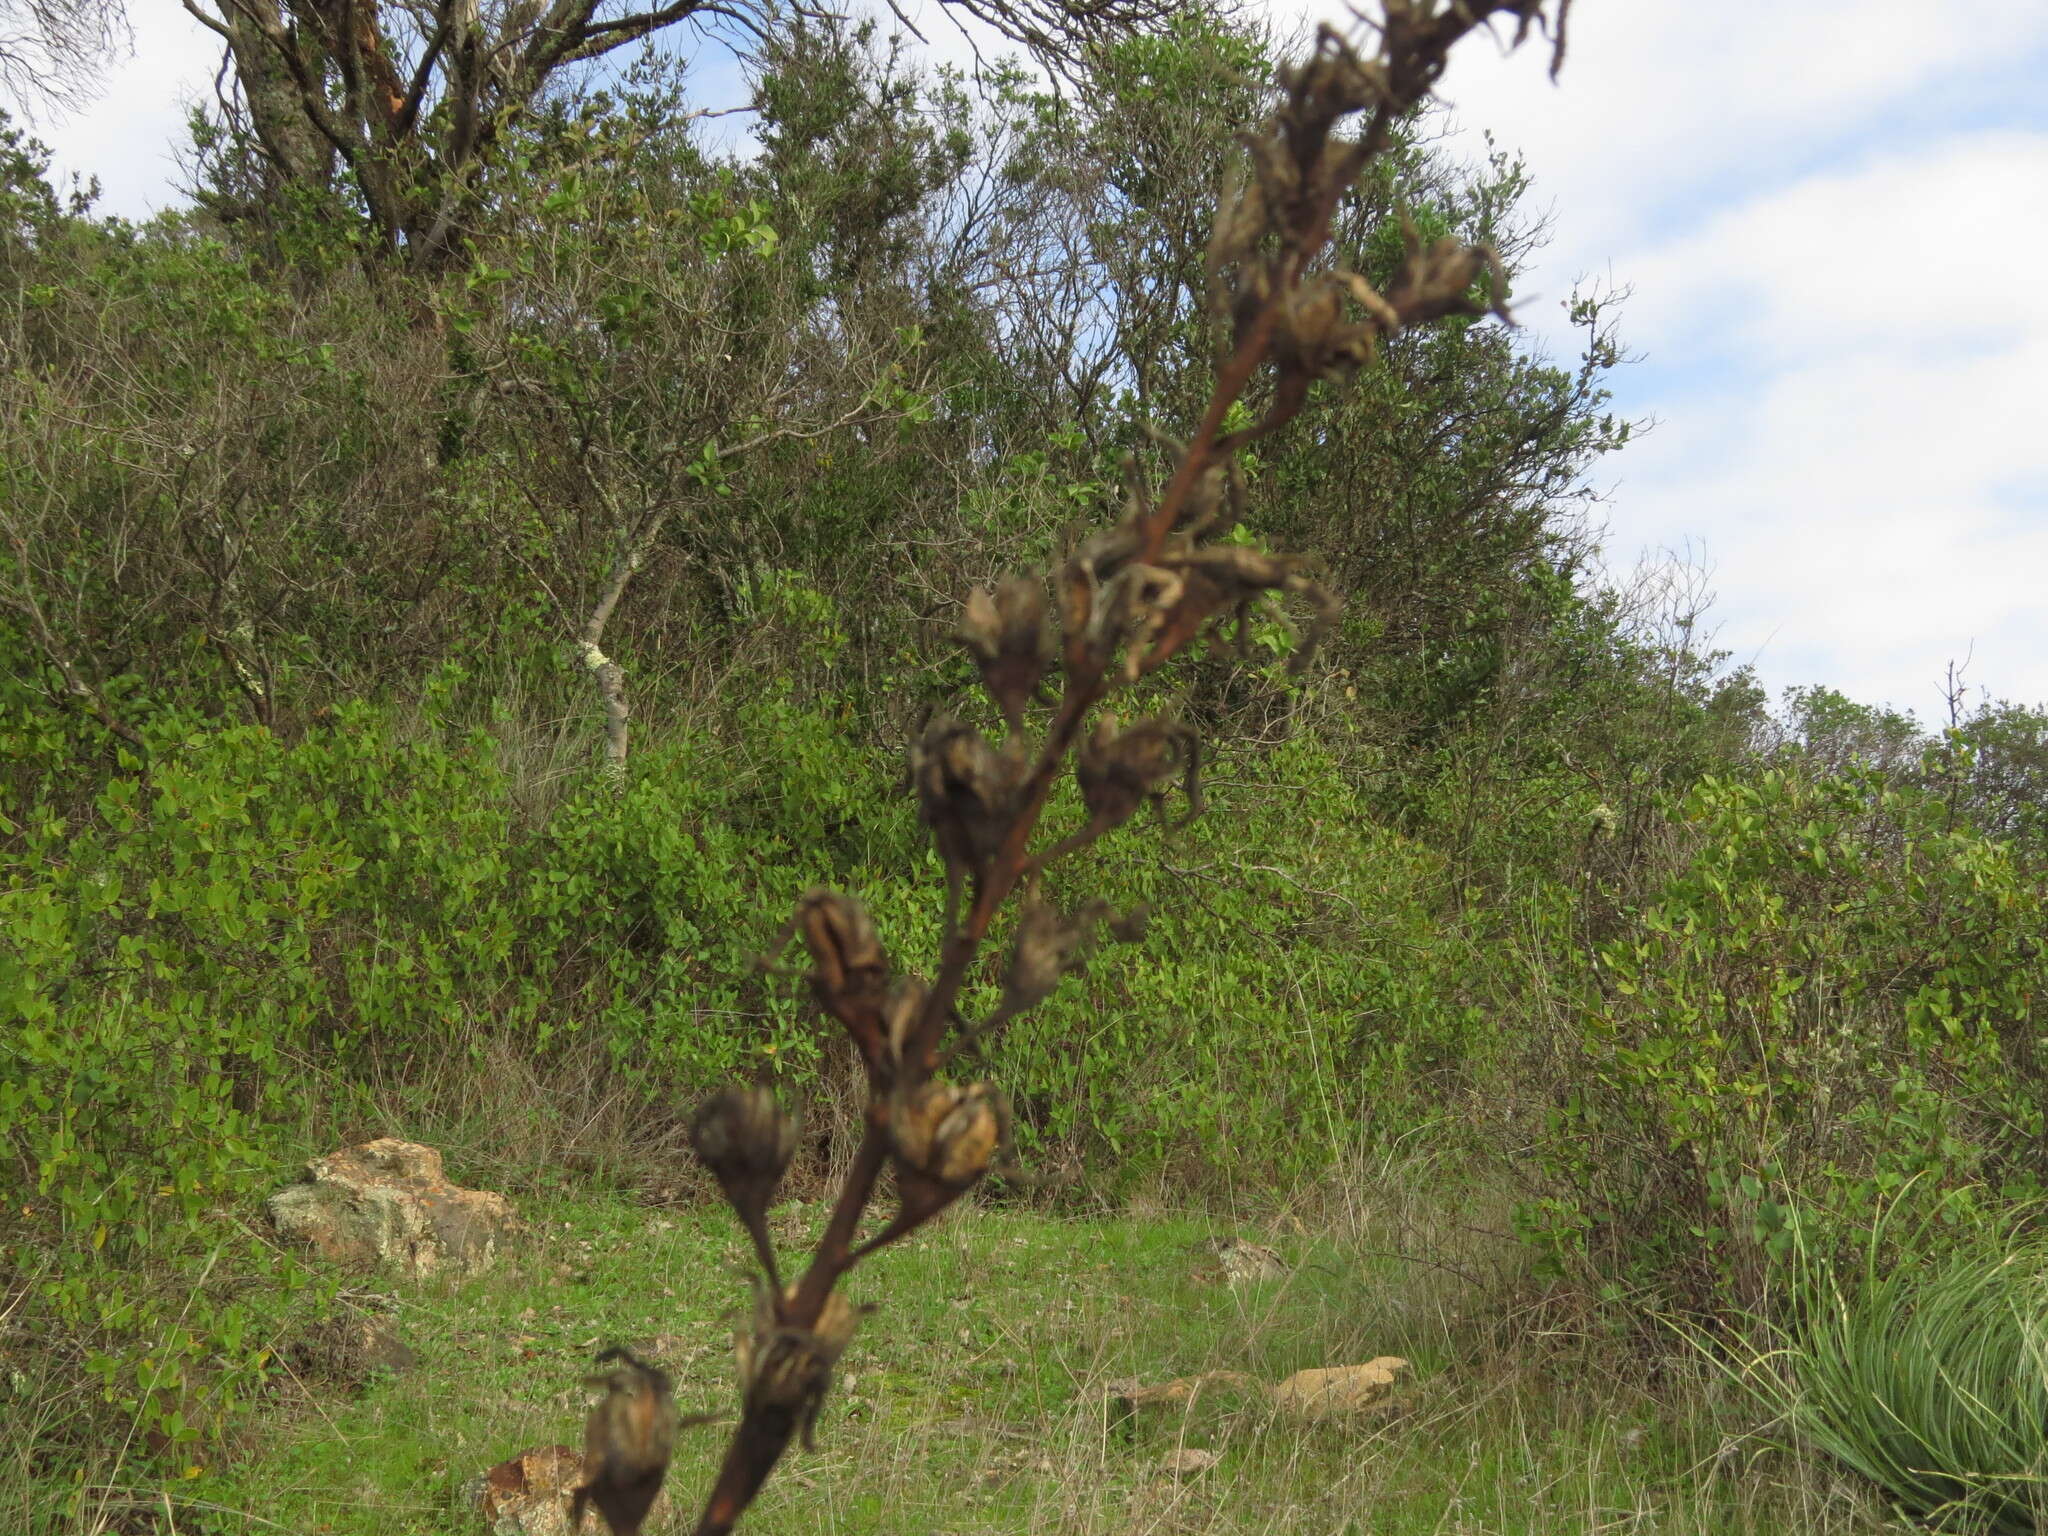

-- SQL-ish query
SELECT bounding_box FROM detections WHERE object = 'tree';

[0,0,126,116]
[1944,699,2048,844]
[1772,683,1925,779]
[181,0,1173,268]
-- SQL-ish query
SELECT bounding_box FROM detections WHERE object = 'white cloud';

[1622,132,2048,362]
[1427,0,2048,253]
[1617,168,2048,714]
[1411,3,2048,715]
[34,6,221,219]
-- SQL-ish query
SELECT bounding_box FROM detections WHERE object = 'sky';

[21,1,2048,721]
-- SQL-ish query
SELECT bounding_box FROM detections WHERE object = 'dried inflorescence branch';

[572,1349,688,1536]
[942,890,1149,1065]
[655,10,1572,1535]
[1211,17,1540,442]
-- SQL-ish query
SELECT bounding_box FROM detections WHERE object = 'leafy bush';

[2,671,1479,1459]
[1521,766,2047,1306]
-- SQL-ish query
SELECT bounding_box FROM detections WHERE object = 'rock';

[286,1311,418,1392]
[1270,1357,1409,1419]
[268,1138,518,1279]
[461,1443,671,1536]
[461,1446,584,1536]
[1217,1239,1288,1286]
[1188,1236,1289,1286]
[1111,1359,1410,1431]
[1106,1370,1260,1436]
[1159,1447,1219,1476]
[1109,1370,1258,1413]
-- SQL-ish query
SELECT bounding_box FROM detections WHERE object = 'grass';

[1719,1223,2048,1535]
[40,1189,1906,1536]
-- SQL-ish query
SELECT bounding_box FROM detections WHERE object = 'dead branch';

[675,9,1572,1533]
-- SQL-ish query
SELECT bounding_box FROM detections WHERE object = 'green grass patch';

[1724,1224,2048,1535]
[37,1200,1896,1535]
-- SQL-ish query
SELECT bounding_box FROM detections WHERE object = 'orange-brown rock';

[1269,1357,1410,1419]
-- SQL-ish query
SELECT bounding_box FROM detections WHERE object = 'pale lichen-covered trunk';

[221,3,339,201]
[578,510,669,780]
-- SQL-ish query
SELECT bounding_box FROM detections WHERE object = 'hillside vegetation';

[3,6,2047,1531]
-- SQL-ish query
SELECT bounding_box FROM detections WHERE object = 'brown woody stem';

[688,12,1557,1531]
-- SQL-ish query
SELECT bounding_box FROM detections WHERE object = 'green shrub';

[4,674,1490,1462]
[1521,766,2047,1306]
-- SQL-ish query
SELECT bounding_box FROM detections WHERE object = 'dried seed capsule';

[891,1081,1002,1190]
[1076,715,1202,832]
[909,716,1026,933]
[910,718,1022,863]
[929,1086,1000,1187]
[889,1080,957,1175]
[959,575,1051,727]
[690,1087,800,1199]
[761,888,897,1064]
[690,1087,800,1287]
[793,888,888,999]
[882,975,928,1075]
[572,1348,678,1536]
[736,1282,872,1452]
[1000,896,1084,1017]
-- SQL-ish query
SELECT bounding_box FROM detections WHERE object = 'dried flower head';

[890,1080,1003,1186]
[1076,715,1203,833]
[958,575,1052,728]
[1141,424,1246,540]
[761,888,894,1062]
[1122,545,1340,678]
[691,1088,800,1195]
[690,1087,801,1287]
[736,1282,872,1452]
[909,716,1027,931]
[1383,213,1510,327]
[573,1348,680,1536]
[796,888,886,988]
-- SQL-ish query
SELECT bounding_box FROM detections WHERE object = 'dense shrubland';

[2,5,2047,1524]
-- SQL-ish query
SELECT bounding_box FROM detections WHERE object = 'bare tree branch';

[0,0,128,118]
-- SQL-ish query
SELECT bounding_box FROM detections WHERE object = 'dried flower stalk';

[649,9,1574,1534]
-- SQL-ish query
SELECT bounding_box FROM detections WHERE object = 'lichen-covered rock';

[1188,1235,1290,1286]
[461,1444,671,1536]
[267,1138,517,1279]
[1270,1357,1409,1419]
